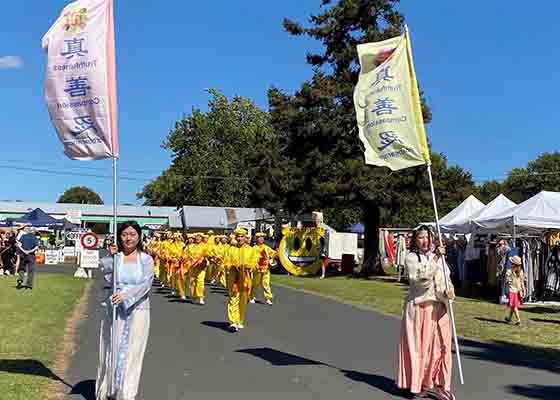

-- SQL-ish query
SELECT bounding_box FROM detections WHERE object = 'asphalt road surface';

[48,269,558,400]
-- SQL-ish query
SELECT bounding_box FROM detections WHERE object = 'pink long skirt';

[397,301,452,394]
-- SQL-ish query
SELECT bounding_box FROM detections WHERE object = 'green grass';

[0,273,88,400]
[273,274,560,363]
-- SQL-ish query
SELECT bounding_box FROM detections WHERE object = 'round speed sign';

[80,232,99,250]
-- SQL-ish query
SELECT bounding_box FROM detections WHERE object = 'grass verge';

[0,273,88,400]
[272,274,560,363]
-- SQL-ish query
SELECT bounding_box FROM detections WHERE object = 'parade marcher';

[170,232,186,298]
[96,221,154,400]
[505,255,525,326]
[397,225,456,400]
[211,235,230,288]
[186,233,208,304]
[204,231,216,283]
[224,228,257,332]
[250,233,276,305]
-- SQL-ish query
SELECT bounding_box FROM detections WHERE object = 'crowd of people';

[144,227,277,331]
[0,227,40,289]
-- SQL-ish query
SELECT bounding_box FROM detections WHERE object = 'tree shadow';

[0,359,71,388]
[474,317,510,325]
[69,379,96,400]
[236,348,408,398]
[459,338,560,374]
[201,321,233,333]
[530,318,560,325]
[506,384,560,399]
[521,306,560,315]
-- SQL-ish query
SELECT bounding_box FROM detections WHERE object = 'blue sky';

[0,1,558,205]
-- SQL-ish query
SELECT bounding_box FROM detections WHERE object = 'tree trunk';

[361,200,384,276]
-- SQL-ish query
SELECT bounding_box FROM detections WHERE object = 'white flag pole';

[426,162,465,385]
[109,155,118,398]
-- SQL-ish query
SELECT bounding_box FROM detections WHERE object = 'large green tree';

[58,186,103,204]
[138,89,275,207]
[252,0,475,274]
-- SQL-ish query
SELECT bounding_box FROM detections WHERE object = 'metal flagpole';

[108,155,118,398]
[426,162,465,385]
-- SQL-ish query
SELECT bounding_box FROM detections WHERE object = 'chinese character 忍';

[69,116,98,136]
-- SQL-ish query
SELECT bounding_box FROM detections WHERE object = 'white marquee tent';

[474,191,560,234]
[439,195,485,231]
[441,194,516,234]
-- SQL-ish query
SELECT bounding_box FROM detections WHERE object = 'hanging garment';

[544,252,560,294]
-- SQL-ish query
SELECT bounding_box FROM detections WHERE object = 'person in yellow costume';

[250,232,277,305]
[159,233,172,288]
[211,235,229,287]
[169,232,185,297]
[225,228,257,332]
[146,235,160,279]
[177,234,192,301]
[204,231,215,283]
[186,233,208,305]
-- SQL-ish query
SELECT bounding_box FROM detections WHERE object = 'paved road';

[56,272,558,400]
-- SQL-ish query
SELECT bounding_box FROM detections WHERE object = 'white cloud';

[0,56,24,69]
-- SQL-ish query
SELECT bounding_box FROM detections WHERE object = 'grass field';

[0,273,88,400]
[272,274,560,363]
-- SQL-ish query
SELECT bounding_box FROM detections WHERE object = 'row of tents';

[439,191,560,235]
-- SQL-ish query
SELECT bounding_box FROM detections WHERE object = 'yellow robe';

[225,243,257,326]
[186,243,208,300]
[251,244,276,301]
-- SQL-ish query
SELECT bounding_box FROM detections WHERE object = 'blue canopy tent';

[10,208,66,229]
[348,223,365,234]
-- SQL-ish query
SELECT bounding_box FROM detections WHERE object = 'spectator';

[16,227,39,290]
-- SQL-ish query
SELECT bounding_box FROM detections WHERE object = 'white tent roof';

[439,195,485,229]
[474,191,560,233]
[442,194,516,234]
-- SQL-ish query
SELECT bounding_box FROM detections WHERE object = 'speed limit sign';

[80,232,99,250]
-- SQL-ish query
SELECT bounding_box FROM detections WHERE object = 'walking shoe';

[210,279,216,284]
[199,298,205,305]
[16,280,23,289]
[181,296,186,301]
[229,324,239,332]
[504,316,511,323]
[265,299,273,305]
[237,324,244,329]
[249,298,256,304]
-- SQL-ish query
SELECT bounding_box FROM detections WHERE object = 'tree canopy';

[138,89,275,207]
[57,186,103,205]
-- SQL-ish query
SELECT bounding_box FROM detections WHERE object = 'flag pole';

[426,162,465,385]
[109,155,118,398]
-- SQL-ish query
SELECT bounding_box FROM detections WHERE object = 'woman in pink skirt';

[397,225,456,400]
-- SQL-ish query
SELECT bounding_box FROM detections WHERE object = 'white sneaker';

[210,279,216,284]
[237,324,244,329]
[199,298,205,305]
[266,299,273,305]
[249,298,256,304]
[181,296,186,301]
[229,324,239,332]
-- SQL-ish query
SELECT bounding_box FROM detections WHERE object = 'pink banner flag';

[42,0,119,160]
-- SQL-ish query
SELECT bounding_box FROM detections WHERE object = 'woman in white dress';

[96,221,154,400]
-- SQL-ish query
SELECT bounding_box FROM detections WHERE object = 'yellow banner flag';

[353,30,430,170]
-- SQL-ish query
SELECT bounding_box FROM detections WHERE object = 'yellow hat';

[255,232,266,238]
[207,230,214,235]
[234,227,248,237]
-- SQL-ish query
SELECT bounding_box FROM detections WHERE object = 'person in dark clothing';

[17,228,39,289]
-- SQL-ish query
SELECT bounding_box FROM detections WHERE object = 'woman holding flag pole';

[353,25,464,399]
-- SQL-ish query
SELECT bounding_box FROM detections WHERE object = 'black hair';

[117,221,144,253]
[410,225,434,260]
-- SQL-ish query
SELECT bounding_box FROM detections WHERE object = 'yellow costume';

[186,234,208,304]
[225,228,257,331]
[168,235,185,297]
[250,234,276,304]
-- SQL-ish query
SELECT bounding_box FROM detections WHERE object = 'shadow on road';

[459,338,560,374]
[0,359,71,388]
[506,384,560,399]
[236,348,408,398]
[69,379,96,400]
[202,321,233,333]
